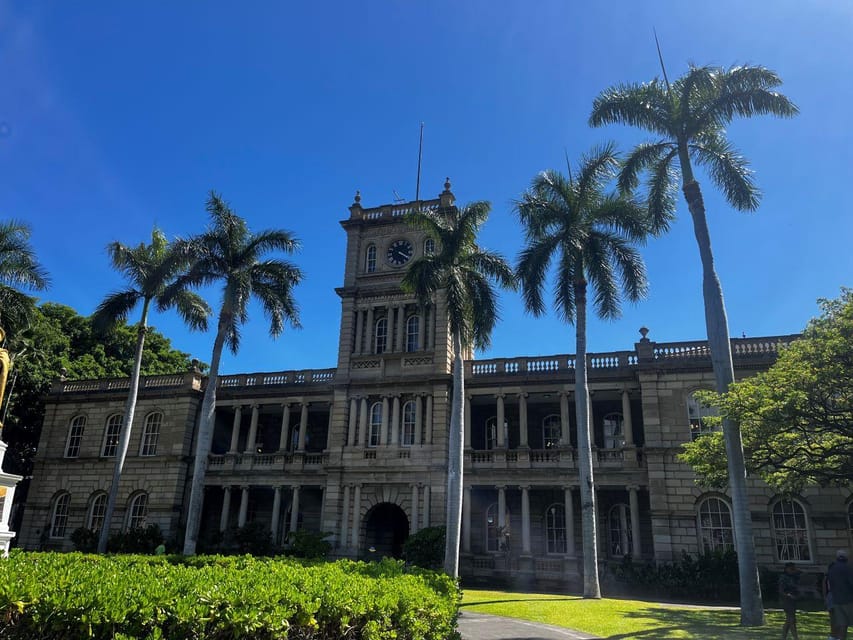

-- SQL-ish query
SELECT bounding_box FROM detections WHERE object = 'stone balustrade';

[354,199,441,221]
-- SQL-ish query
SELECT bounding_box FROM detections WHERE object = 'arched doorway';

[364,502,409,559]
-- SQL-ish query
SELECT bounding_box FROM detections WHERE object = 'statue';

[0,327,9,430]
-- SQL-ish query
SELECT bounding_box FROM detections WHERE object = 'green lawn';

[461,589,829,639]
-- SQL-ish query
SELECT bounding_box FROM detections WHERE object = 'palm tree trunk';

[182,312,228,555]
[680,162,764,625]
[443,330,465,577]
[97,298,150,554]
[574,278,601,598]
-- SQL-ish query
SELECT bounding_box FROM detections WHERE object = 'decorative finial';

[191,358,200,373]
[59,367,68,380]
[353,190,361,205]
[443,177,451,192]
[639,326,649,341]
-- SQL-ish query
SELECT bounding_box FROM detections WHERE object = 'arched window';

[102,414,122,457]
[423,238,435,256]
[608,503,633,557]
[485,503,510,552]
[687,391,718,440]
[139,412,162,456]
[485,416,497,450]
[65,415,86,458]
[374,317,387,354]
[542,414,561,449]
[603,413,624,449]
[772,498,811,562]
[697,496,734,552]
[406,315,420,352]
[365,245,377,273]
[50,493,71,538]
[546,503,567,554]
[127,493,148,531]
[88,492,108,532]
[368,402,382,447]
[401,400,416,446]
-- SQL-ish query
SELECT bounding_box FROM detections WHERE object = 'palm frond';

[589,81,673,137]
[583,234,620,320]
[163,290,211,332]
[92,289,142,330]
[645,151,679,234]
[0,220,50,291]
[618,141,676,193]
[0,285,38,335]
[689,135,760,211]
[576,142,620,206]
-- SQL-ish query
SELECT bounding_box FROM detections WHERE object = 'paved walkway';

[458,611,600,640]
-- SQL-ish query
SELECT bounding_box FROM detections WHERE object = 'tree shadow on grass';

[601,606,827,639]
[462,598,583,607]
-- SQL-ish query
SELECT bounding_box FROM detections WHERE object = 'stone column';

[391,396,400,446]
[423,485,431,528]
[628,485,641,557]
[396,305,406,352]
[622,389,634,446]
[559,392,570,446]
[416,307,425,351]
[219,486,232,532]
[462,485,472,553]
[340,485,351,548]
[359,398,369,446]
[366,307,374,353]
[414,395,423,446]
[271,485,282,540]
[384,306,393,352]
[237,486,249,527]
[426,306,434,350]
[354,308,364,354]
[289,485,300,533]
[297,402,309,451]
[411,484,420,533]
[464,395,472,448]
[497,485,507,530]
[564,486,575,556]
[521,485,531,554]
[279,403,292,451]
[351,485,362,549]
[496,394,505,447]
[425,394,433,444]
[519,392,529,447]
[347,398,358,447]
[229,406,242,453]
[380,396,389,446]
[245,404,260,453]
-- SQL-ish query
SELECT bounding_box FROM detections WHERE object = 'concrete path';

[458,611,600,640]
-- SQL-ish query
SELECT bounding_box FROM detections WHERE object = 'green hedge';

[0,552,459,640]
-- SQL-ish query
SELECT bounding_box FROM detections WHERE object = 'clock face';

[386,239,414,267]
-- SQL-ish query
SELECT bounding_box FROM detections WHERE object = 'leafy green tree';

[0,220,49,335]
[515,145,651,598]
[177,192,303,556]
[590,63,798,625]
[403,200,516,578]
[92,228,210,553]
[680,290,853,491]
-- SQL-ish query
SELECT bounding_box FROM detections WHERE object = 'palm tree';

[92,228,210,553]
[590,64,797,624]
[178,192,303,555]
[0,220,49,335]
[515,144,653,598]
[402,200,516,578]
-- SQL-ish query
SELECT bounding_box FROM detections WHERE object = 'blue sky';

[1,1,851,374]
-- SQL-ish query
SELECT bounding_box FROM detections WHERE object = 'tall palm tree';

[590,64,797,624]
[178,192,303,555]
[92,228,210,553]
[0,220,49,335]
[402,200,516,578]
[515,144,653,598]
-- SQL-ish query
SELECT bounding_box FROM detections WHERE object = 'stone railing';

[206,451,328,472]
[54,372,201,394]
[217,368,335,389]
[467,351,635,378]
[356,198,441,221]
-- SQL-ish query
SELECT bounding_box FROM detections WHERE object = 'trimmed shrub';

[0,551,459,640]
[69,527,98,552]
[403,526,445,570]
[286,529,332,558]
[108,524,164,553]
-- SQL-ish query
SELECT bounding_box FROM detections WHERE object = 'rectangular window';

[102,415,122,457]
[140,413,162,456]
[65,418,85,458]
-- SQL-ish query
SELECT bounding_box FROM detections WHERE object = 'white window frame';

[607,503,633,558]
[423,238,435,256]
[365,244,377,273]
[50,493,71,538]
[127,493,148,531]
[771,498,812,562]
[485,416,497,450]
[485,502,510,552]
[696,496,734,553]
[401,400,416,446]
[88,492,108,532]
[406,315,419,352]
[603,412,624,449]
[545,502,567,554]
[101,414,122,457]
[139,412,162,457]
[542,414,561,449]
[374,317,387,354]
[687,390,718,440]
[64,415,86,458]
[368,402,382,447]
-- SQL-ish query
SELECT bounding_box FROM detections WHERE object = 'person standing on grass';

[828,550,853,640]
[779,562,801,640]
[825,557,842,640]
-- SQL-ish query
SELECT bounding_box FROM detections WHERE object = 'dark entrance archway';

[364,502,409,559]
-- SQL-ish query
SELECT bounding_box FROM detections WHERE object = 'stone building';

[17,183,853,586]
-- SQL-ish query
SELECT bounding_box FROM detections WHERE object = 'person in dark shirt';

[779,562,801,640]
[828,550,853,640]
